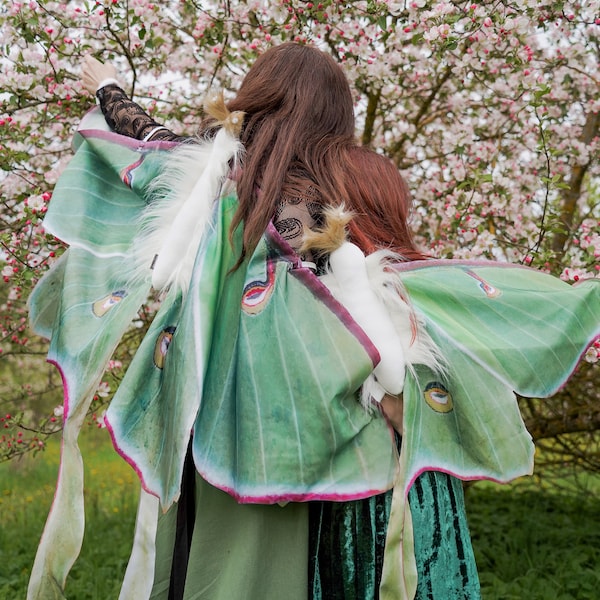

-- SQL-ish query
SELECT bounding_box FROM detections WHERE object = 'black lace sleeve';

[96,84,185,142]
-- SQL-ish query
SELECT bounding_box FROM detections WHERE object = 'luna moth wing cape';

[27,109,600,600]
[26,110,396,599]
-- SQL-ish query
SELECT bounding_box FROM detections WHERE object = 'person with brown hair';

[84,43,355,269]
[343,145,424,261]
[77,43,480,599]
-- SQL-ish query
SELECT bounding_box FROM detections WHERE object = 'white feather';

[128,130,243,295]
[360,376,388,408]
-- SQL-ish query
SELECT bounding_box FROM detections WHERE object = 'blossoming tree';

[1,0,598,470]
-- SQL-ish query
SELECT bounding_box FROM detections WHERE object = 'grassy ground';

[466,480,600,600]
[0,427,138,599]
[1,429,599,598]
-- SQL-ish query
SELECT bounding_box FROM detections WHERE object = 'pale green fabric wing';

[27,116,170,600]
[396,260,599,488]
[193,228,397,503]
[383,261,599,600]
[43,109,169,255]
[31,109,174,421]
[105,195,233,508]
[397,261,599,398]
[106,199,399,508]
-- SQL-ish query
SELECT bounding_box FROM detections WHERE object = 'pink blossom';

[96,381,111,398]
[0,0,599,455]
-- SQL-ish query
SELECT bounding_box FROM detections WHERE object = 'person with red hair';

[344,145,424,262]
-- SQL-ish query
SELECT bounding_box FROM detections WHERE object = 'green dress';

[148,443,480,600]
[150,472,309,600]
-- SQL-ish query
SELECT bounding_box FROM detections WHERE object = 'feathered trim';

[300,204,353,257]
[364,250,447,375]
[127,95,245,295]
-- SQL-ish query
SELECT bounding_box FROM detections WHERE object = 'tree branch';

[551,109,600,259]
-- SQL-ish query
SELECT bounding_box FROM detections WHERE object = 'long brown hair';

[343,146,425,260]
[226,43,355,260]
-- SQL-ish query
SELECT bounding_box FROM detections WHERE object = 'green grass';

[0,427,138,599]
[2,431,599,598]
[466,479,600,600]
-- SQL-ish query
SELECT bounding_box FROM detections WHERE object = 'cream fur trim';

[127,109,243,295]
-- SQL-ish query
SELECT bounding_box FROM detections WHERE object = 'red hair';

[343,146,425,261]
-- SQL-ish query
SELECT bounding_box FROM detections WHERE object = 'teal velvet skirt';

[309,470,481,599]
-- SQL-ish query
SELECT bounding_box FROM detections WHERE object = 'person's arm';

[381,392,403,434]
[96,83,181,141]
[81,55,184,142]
